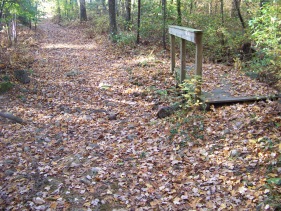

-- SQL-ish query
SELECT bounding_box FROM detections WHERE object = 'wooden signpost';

[169,25,203,95]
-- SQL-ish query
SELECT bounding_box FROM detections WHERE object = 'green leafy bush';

[112,32,136,48]
[0,81,13,94]
[248,4,281,90]
[179,75,202,109]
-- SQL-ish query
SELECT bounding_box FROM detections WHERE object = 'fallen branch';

[0,111,24,124]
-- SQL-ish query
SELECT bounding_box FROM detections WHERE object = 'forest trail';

[0,19,280,210]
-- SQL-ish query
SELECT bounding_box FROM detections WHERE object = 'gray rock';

[80,177,91,185]
[230,149,240,157]
[222,129,231,135]
[65,70,81,77]
[108,113,117,120]
[33,197,45,205]
[156,106,174,118]
[24,146,30,152]
[4,169,15,176]
[4,159,15,165]
[34,205,46,211]
[91,167,101,174]
[14,70,30,84]
[126,134,136,140]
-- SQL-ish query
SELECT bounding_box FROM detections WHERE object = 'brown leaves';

[1,20,280,210]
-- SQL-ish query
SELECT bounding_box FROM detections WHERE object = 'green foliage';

[0,0,40,26]
[54,0,78,21]
[249,4,281,50]
[112,32,136,48]
[179,75,202,109]
[267,178,281,186]
[93,15,109,34]
[0,81,13,94]
[248,3,281,89]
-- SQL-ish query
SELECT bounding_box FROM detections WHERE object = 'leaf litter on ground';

[0,19,280,210]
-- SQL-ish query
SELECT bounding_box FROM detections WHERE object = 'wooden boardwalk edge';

[200,93,281,104]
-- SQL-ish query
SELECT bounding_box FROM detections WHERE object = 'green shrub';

[0,81,13,94]
[112,32,136,48]
[248,4,281,90]
[179,75,202,109]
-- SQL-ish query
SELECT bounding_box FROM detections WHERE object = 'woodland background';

[0,0,281,87]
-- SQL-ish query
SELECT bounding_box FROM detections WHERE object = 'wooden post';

[180,39,186,83]
[170,34,175,73]
[195,32,203,95]
[168,25,203,97]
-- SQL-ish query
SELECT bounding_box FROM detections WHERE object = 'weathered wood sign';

[169,25,203,95]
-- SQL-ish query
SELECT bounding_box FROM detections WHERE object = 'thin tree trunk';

[34,2,38,30]
[121,0,125,17]
[125,0,131,23]
[234,0,245,30]
[56,0,61,22]
[109,0,117,39]
[11,14,17,46]
[190,0,193,14]
[79,0,87,21]
[136,0,141,44]
[209,0,212,15]
[162,0,166,49]
[176,0,181,25]
[220,0,225,46]
[115,0,119,16]
[0,0,5,20]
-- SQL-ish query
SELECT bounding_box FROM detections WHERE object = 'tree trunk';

[0,0,5,20]
[11,14,18,45]
[115,0,119,17]
[109,0,117,39]
[190,0,193,14]
[231,0,236,17]
[79,0,87,21]
[234,0,245,30]
[162,0,166,49]
[8,14,17,46]
[209,0,212,15]
[176,0,181,25]
[125,0,131,25]
[220,0,225,46]
[136,0,141,44]
[120,0,125,17]
[220,0,224,25]
[56,0,61,22]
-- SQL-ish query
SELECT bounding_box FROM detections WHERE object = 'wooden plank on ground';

[200,92,280,104]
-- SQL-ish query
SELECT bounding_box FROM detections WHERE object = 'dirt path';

[1,20,280,210]
[0,19,175,210]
